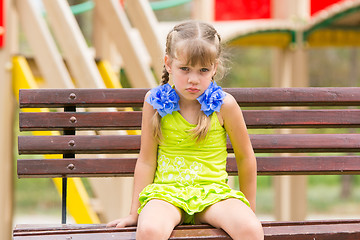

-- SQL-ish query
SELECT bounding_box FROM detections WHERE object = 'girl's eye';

[180,67,189,71]
[200,68,209,72]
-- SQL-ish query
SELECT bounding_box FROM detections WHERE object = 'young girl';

[107,20,264,240]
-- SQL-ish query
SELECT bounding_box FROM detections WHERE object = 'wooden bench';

[14,87,360,239]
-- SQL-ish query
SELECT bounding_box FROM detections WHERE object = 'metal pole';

[61,177,68,224]
[62,106,76,224]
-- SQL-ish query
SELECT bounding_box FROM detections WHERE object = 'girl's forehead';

[172,39,218,67]
[173,57,214,67]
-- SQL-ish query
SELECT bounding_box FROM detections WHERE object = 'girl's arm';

[221,93,257,212]
[107,93,158,227]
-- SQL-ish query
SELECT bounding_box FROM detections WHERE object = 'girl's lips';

[186,88,200,93]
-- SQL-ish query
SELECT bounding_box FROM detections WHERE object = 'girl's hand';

[106,214,138,228]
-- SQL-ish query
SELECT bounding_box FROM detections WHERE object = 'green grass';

[15,178,61,215]
[256,176,360,216]
[307,182,360,215]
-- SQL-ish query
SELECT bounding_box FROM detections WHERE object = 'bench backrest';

[18,87,360,179]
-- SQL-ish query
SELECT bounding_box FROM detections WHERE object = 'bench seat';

[14,220,360,239]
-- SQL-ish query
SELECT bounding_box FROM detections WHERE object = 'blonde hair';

[153,20,226,142]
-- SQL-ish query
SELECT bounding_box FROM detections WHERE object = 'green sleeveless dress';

[138,111,250,224]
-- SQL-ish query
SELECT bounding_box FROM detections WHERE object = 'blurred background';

[1,0,359,239]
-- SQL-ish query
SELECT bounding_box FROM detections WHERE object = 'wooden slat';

[19,111,142,131]
[19,88,148,108]
[18,135,140,154]
[256,156,360,175]
[13,220,360,240]
[244,109,360,128]
[19,87,360,108]
[17,158,137,178]
[248,134,360,153]
[15,219,360,232]
[19,109,360,131]
[226,87,360,107]
[263,222,360,240]
[18,134,360,154]
[17,156,360,178]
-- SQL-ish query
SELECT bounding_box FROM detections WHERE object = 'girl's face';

[165,54,217,102]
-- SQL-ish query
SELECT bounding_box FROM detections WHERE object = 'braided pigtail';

[152,65,170,142]
[152,111,162,142]
[161,65,170,85]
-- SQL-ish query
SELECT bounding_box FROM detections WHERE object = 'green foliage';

[257,176,272,188]
[308,185,360,214]
[15,178,61,215]
[222,48,272,88]
[309,48,360,87]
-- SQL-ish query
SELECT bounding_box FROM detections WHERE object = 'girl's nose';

[188,73,200,84]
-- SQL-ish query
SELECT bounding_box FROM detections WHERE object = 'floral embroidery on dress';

[178,169,196,185]
[158,155,170,172]
[158,155,177,182]
[174,157,185,170]
[177,162,203,185]
[165,165,178,181]
[190,161,202,172]
[157,154,203,185]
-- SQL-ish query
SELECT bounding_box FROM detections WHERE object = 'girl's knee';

[136,199,182,239]
[136,222,170,240]
[238,218,264,240]
[223,214,263,240]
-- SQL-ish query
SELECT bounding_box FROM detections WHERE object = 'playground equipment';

[1,0,360,239]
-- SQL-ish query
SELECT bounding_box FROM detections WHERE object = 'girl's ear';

[164,55,172,74]
[212,61,219,77]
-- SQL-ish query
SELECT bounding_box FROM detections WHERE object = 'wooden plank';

[93,0,157,88]
[226,87,360,107]
[249,134,360,153]
[20,111,142,131]
[255,156,360,175]
[125,0,164,80]
[19,88,360,108]
[92,7,121,70]
[19,88,148,108]
[243,109,360,128]
[17,158,137,178]
[1,1,15,239]
[263,223,360,240]
[17,155,360,178]
[41,0,104,88]
[13,219,360,232]
[18,135,140,154]
[19,109,360,131]
[14,0,73,88]
[13,221,360,239]
[18,134,360,154]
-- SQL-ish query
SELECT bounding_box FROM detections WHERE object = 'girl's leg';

[195,198,264,240]
[137,199,183,240]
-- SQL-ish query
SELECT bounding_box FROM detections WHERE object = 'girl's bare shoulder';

[221,92,240,112]
[217,92,240,125]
